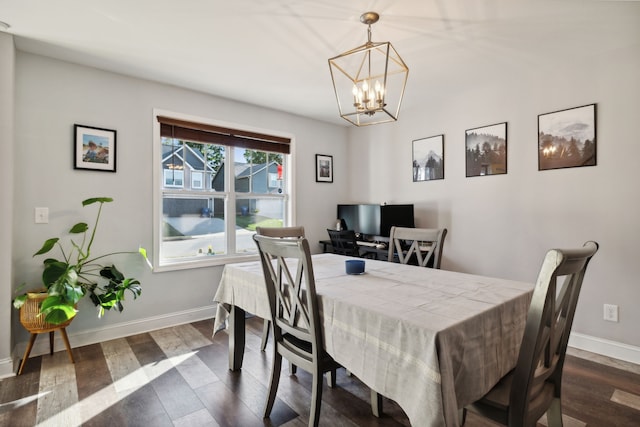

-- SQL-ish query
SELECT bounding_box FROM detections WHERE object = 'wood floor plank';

[73,343,124,425]
[193,380,264,427]
[109,383,174,427]
[173,407,221,427]
[101,337,149,395]
[170,322,214,349]
[0,359,40,427]
[611,389,640,411]
[35,350,81,426]
[127,331,206,421]
[150,327,220,390]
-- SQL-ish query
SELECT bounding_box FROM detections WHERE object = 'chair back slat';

[256,226,305,238]
[253,235,323,352]
[509,241,598,426]
[388,227,447,268]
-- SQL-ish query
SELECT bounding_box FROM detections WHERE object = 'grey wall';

[346,35,640,358]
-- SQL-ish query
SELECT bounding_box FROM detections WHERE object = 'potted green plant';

[13,197,149,325]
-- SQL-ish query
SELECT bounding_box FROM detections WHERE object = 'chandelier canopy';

[328,12,409,126]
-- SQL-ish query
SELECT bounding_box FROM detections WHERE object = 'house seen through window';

[157,115,291,267]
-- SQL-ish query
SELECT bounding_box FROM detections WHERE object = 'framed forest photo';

[538,104,596,171]
[412,135,444,182]
[465,122,507,177]
[315,154,333,183]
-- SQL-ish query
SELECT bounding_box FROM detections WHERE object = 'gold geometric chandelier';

[328,12,409,126]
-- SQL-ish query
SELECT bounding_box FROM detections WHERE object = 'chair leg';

[17,333,38,375]
[264,352,282,418]
[546,397,563,427]
[59,327,75,363]
[309,368,324,427]
[49,331,54,355]
[289,362,297,375]
[371,390,383,417]
[260,320,270,351]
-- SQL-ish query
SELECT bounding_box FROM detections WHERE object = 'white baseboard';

[569,332,640,365]
[0,357,15,379]
[11,305,217,364]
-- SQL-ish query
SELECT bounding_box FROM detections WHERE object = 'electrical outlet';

[603,304,619,322]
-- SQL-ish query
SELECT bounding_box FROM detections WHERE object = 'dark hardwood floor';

[1,316,639,426]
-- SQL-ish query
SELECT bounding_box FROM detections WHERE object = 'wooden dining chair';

[253,234,341,427]
[326,229,361,256]
[255,226,305,351]
[387,226,447,268]
[463,241,599,427]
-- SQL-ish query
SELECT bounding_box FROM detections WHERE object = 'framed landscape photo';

[315,154,333,183]
[538,104,596,171]
[412,135,444,182]
[74,124,117,172]
[465,122,507,177]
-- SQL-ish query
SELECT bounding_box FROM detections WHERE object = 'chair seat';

[280,333,341,371]
[469,369,557,426]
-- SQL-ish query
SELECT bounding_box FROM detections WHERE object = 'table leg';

[228,305,246,371]
[371,390,383,417]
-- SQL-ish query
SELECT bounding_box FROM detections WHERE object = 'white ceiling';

[1,1,638,126]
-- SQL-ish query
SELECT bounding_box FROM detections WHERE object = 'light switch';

[35,207,49,224]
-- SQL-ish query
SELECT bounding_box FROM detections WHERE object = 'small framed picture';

[538,104,596,171]
[465,122,507,177]
[74,124,117,172]
[412,135,444,182]
[315,154,333,183]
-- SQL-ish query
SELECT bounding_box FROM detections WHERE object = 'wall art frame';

[465,122,507,177]
[412,134,444,182]
[74,124,117,172]
[538,103,596,171]
[315,154,333,183]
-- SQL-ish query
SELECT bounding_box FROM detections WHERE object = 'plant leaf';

[43,305,77,324]
[12,294,27,309]
[34,238,59,256]
[100,265,124,282]
[42,261,72,289]
[69,222,89,234]
[82,197,113,206]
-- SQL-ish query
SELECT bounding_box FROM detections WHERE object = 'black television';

[337,204,414,238]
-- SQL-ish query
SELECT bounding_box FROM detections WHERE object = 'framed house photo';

[74,124,117,172]
[412,135,444,182]
[465,122,507,177]
[538,103,596,171]
[315,154,333,183]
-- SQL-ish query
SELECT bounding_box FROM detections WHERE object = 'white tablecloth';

[213,253,533,426]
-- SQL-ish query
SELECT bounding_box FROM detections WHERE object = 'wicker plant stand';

[18,291,75,375]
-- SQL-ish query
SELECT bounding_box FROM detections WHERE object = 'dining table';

[213,253,533,426]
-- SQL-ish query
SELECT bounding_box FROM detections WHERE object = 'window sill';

[153,253,260,272]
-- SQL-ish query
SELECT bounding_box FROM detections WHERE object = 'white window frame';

[152,109,296,272]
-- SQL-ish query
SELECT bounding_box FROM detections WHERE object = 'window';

[154,112,293,269]
[191,171,203,189]
[164,169,184,187]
